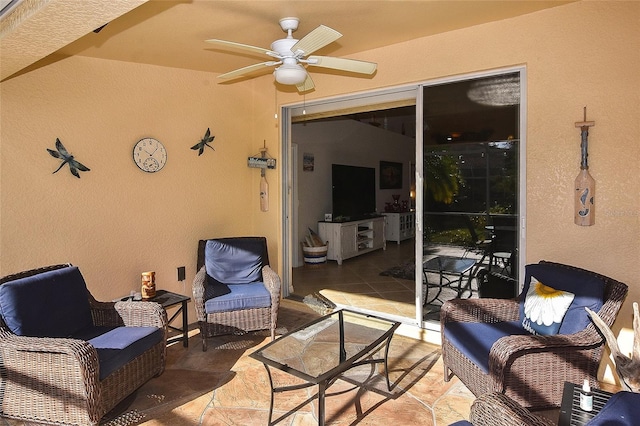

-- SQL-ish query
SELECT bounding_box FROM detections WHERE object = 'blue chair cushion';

[448,422,473,426]
[88,326,163,380]
[519,263,605,335]
[204,282,271,313]
[585,391,640,425]
[0,266,93,337]
[205,239,265,285]
[444,321,528,373]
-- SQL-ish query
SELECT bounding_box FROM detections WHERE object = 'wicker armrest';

[3,333,97,358]
[441,297,520,324]
[90,297,124,326]
[192,265,207,322]
[470,392,556,426]
[89,295,167,330]
[0,334,100,394]
[261,265,281,299]
[490,326,602,367]
[262,265,282,327]
[112,300,168,329]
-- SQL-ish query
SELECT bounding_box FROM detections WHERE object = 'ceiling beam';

[0,0,148,81]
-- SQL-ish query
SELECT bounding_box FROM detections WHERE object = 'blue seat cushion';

[519,263,605,335]
[0,266,93,337]
[88,326,163,380]
[448,422,473,426]
[444,321,528,373]
[585,391,640,425]
[205,239,265,285]
[204,282,271,313]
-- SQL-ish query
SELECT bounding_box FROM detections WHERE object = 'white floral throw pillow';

[522,277,575,335]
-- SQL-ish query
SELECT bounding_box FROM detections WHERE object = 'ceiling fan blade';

[296,74,315,92]
[206,39,275,58]
[307,56,377,75]
[218,61,279,80]
[291,25,342,56]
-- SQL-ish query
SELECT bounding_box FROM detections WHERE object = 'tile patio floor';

[96,297,483,426]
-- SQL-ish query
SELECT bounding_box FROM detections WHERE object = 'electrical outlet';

[177,266,186,281]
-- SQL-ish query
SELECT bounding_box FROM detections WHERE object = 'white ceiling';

[1,0,574,81]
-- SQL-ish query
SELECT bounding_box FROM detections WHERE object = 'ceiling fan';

[206,17,377,92]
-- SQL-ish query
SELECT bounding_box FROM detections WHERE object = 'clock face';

[133,138,167,173]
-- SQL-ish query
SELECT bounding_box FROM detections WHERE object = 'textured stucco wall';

[0,57,279,313]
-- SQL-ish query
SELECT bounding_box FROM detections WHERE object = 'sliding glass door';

[282,67,525,330]
[418,70,523,326]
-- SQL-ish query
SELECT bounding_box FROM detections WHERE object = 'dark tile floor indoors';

[1,242,594,425]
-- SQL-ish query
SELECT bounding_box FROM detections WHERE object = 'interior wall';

[292,119,415,264]
[0,56,279,319]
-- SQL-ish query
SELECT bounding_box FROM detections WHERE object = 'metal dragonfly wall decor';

[47,138,90,178]
[190,128,215,156]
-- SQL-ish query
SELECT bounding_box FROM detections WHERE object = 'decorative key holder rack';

[248,141,276,212]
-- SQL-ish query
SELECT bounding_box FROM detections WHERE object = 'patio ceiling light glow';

[467,75,520,106]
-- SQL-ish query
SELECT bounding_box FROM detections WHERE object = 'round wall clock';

[133,137,167,173]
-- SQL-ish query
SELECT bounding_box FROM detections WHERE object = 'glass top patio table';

[250,309,400,425]
[422,255,477,306]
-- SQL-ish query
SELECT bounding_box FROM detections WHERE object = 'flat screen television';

[332,164,376,221]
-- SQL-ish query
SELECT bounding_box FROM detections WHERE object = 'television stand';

[318,217,386,265]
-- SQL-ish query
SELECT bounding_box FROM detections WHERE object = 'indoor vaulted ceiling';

[1,0,575,82]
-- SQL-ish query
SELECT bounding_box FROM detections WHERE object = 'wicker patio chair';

[441,261,628,410]
[0,264,167,426]
[462,215,492,265]
[193,237,281,351]
[476,268,518,299]
[450,392,556,426]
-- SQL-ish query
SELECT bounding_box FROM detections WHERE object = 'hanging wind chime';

[574,107,595,226]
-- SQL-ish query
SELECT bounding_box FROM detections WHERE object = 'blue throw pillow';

[205,239,264,285]
[522,277,574,335]
[0,266,93,337]
[519,263,605,335]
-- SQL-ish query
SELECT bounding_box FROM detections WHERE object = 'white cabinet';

[382,211,415,244]
[318,217,386,265]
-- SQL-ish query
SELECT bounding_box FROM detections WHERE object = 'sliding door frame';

[281,66,526,330]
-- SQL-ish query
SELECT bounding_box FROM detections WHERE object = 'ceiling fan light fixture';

[274,64,307,85]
